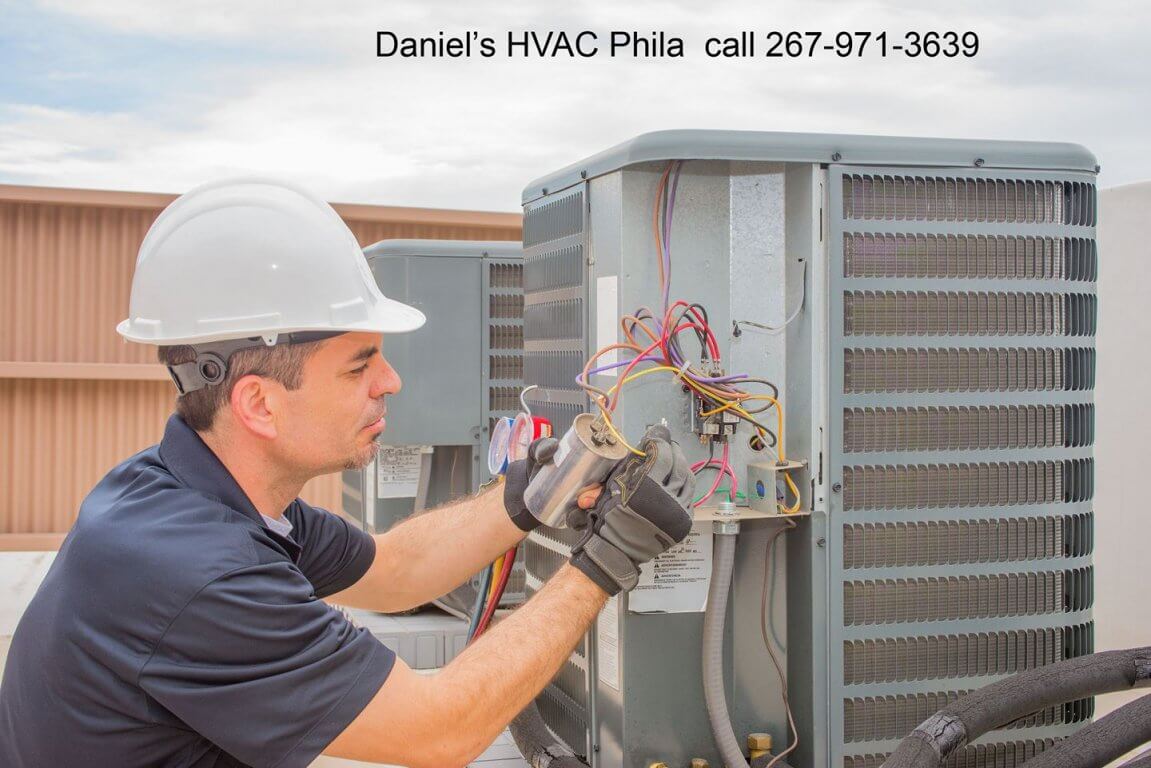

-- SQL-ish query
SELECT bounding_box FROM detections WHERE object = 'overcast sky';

[0,0,1147,211]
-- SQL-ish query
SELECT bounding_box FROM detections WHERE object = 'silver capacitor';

[524,413,631,528]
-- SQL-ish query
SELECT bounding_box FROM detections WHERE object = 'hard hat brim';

[116,295,426,346]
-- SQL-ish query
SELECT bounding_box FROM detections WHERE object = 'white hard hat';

[117,177,426,346]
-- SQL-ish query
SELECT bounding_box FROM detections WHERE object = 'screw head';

[832,482,843,493]
[831,152,842,162]
[580,170,588,179]
[974,158,986,167]
[817,537,826,547]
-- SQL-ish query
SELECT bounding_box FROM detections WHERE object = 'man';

[0,179,695,768]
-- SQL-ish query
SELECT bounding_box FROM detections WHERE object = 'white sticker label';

[597,594,621,691]
[552,432,572,466]
[627,523,714,613]
[595,275,619,377]
[376,445,431,499]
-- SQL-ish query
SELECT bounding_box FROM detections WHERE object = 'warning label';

[375,445,431,499]
[627,523,713,613]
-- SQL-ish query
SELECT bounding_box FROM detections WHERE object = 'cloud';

[1,0,1146,210]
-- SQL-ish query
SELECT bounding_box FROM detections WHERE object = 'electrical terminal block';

[688,365,739,443]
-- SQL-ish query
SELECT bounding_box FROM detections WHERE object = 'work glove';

[568,425,695,595]
[503,437,559,532]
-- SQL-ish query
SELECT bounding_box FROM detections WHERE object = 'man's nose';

[370,356,401,398]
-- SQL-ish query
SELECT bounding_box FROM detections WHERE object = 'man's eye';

[352,365,368,375]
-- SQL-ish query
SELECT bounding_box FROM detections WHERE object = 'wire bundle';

[466,545,517,643]
[574,161,801,513]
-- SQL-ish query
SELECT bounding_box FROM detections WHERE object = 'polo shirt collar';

[158,417,301,559]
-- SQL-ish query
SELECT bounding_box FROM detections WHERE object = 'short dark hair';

[157,342,322,432]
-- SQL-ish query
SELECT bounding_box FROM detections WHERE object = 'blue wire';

[466,564,493,643]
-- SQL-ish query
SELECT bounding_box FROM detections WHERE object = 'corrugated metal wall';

[0,184,521,548]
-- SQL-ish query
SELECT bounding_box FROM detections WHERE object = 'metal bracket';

[746,459,809,517]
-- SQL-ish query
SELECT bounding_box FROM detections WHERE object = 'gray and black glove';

[569,425,695,595]
[503,437,559,532]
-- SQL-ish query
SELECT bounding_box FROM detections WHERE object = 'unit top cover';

[522,129,1098,203]
[364,239,523,260]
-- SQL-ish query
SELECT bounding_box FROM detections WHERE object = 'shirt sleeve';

[286,500,376,597]
[139,562,395,768]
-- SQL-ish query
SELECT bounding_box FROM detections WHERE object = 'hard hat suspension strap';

[165,331,345,396]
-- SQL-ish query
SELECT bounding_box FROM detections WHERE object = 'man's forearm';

[427,564,607,763]
[324,564,607,768]
[333,482,525,612]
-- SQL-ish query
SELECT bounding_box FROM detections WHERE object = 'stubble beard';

[343,431,382,471]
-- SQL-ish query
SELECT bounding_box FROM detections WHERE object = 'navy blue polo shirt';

[0,415,395,768]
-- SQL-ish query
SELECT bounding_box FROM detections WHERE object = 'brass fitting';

[748,732,773,760]
[690,760,711,768]
[648,763,669,768]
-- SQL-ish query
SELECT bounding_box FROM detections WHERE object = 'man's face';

[272,331,401,475]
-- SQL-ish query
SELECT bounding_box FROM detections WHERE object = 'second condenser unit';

[517,131,1097,768]
[342,239,526,613]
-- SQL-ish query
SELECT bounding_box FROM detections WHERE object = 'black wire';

[665,301,710,362]
[734,376,780,402]
[648,290,784,449]
[693,440,718,477]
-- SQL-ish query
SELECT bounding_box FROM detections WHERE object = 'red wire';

[663,301,720,360]
[474,546,516,638]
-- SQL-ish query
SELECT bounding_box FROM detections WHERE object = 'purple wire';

[662,162,682,313]
[581,355,661,378]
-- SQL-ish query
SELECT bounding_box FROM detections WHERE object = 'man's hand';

[568,425,695,595]
[502,437,559,532]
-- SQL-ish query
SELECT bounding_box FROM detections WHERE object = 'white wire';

[733,261,808,336]
[519,384,538,415]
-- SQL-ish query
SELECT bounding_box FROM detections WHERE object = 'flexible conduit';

[703,530,750,768]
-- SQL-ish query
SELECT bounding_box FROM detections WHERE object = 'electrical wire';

[487,553,505,603]
[466,564,493,643]
[691,443,738,506]
[570,158,799,513]
[519,385,538,415]
[474,546,516,639]
[732,261,809,338]
[761,520,799,767]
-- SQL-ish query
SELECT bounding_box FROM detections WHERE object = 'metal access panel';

[521,162,814,768]
[822,168,1097,768]
[340,239,526,609]
[519,131,1097,768]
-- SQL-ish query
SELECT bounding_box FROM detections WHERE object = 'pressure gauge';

[487,416,514,476]
[508,412,554,463]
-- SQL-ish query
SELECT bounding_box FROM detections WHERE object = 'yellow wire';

[780,472,803,514]
[600,364,790,459]
[700,393,786,460]
[588,358,795,489]
[595,365,687,457]
[596,406,645,456]
[487,555,504,601]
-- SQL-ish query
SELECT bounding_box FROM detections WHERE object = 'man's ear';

[229,375,280,440]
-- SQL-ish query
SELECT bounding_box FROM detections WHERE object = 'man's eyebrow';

[348,346,379,364]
